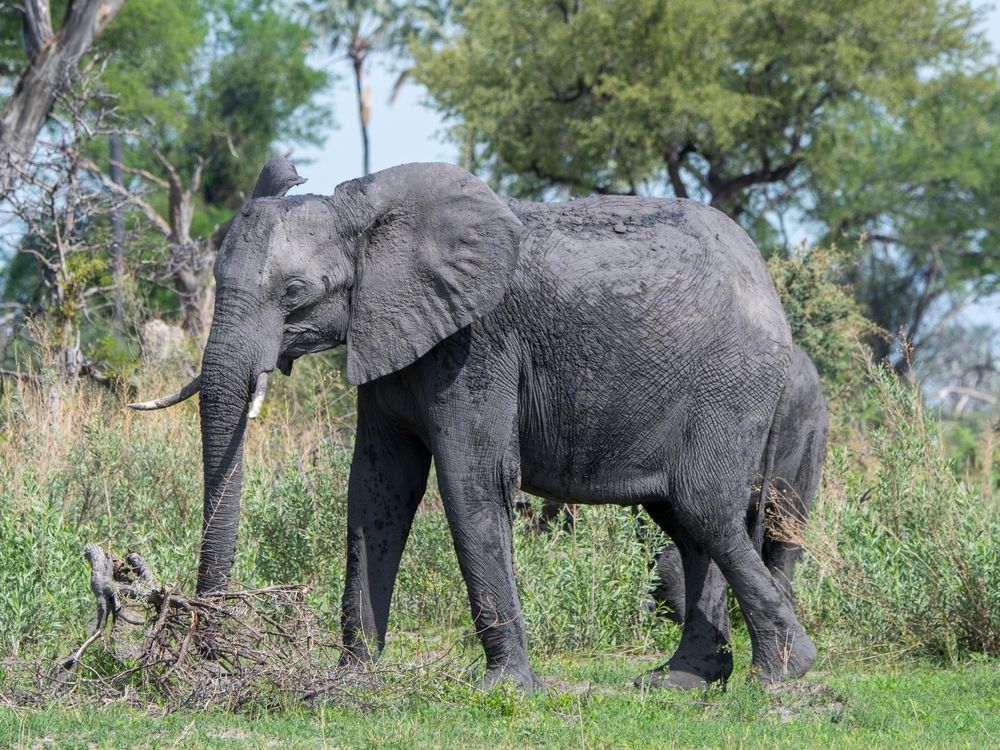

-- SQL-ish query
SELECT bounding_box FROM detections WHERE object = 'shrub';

[515,503,669,655]
[767,244,883,412]
[797,355,1000,660]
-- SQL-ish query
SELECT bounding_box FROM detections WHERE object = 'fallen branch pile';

[4,544,424,712]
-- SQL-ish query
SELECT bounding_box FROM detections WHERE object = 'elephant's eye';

[284,282,307,301]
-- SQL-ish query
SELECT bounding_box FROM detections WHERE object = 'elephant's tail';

[750,381,788,556]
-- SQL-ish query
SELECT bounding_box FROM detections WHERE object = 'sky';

[284,60,449,196]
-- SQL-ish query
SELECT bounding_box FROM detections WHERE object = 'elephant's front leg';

[341,405,431,665]
[435,433,543,692]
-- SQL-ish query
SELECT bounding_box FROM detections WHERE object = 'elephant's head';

[131,159,522,594]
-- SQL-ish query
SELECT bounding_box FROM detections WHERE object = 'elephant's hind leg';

[648,542,686,624]
[709,522,816,682]
[637,503,732,689]
[670,479,816,683]
[763,536,800,604]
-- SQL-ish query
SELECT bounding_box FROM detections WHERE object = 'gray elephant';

[133,158,816,690]
[650,344,829,623]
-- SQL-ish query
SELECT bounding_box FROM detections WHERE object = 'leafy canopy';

[414,0,985,212]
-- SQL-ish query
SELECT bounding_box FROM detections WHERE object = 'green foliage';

[515,504,668,655]
[89,0,329,210]
[0,245,43,309]
[96,0,207,129]
[192,1,330,207]
[796,359,1000,660]
[59,254,107,325]
[309,0,412,53]
[414,0,985,211]
[1,1,331,382]
[0,511,87,657]
[767,244,882,404]
[87,334,141,384]
[809,69,1000,358]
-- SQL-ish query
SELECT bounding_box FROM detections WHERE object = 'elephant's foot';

[477,664,545,692]
[753,631,817,683]
[634,652,732,690]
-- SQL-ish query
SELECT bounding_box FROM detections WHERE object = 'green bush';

[515,504,669,655]
[0,509,88,656]
[767,244,883,410]
[797,357,1000,659]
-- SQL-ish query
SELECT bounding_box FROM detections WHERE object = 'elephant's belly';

[520,474,643,506]
[513,372,687,506]
[519,466,661,506]
[517,432,674,506]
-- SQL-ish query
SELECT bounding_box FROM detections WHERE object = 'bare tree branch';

[108,159,170,190]
[77,156,173,237]
[0,0,127,199]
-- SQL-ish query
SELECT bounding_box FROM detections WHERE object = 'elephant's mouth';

[277,355,295,376]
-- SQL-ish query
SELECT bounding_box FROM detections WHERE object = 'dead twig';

[1,543,449,713]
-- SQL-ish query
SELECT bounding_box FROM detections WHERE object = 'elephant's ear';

[334,163,523,385]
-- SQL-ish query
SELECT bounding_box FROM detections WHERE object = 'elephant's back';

[506,196,788,348]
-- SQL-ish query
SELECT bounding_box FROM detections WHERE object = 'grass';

[1,339,999,747]
[2,655,999,748]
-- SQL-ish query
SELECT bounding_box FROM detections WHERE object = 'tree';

[414,0,998,369]
[808,70,1000,364]
[1,0,330,352]
[191,2,328,207]
[2,74,121,392]
[87,0,327,336]
[416,1,983,208]
[0,0,127,199]
[306,0,411,176]
[92,0,206,322]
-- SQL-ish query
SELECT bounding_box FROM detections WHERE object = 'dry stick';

[60,630,103,671]
[38,544,423,712]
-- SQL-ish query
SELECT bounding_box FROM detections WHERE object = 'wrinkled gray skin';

[650,345,829,624]
[189,159,817,691]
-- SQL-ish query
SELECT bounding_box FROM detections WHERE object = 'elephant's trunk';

[196,295,263,595]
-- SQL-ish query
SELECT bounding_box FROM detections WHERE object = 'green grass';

[3,657,998,749]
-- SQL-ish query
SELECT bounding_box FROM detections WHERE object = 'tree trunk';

[0,0,127,200]
[353,53,371,177]
[154,150,214,340]
[173,253,215,338]
[108,131,125,323]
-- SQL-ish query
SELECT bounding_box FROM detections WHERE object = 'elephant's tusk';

[128,375,201,411]
[247,372,269,419]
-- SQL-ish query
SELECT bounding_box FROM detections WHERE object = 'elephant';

[649,344,829,624]
[132,158,817,691]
